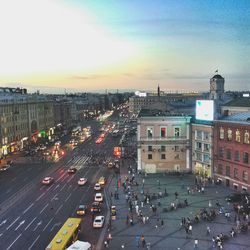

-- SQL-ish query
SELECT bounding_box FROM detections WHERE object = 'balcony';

[139,136,189,144]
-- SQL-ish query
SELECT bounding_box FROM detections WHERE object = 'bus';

[45,218,82,250]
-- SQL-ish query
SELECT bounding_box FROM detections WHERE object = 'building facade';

[213,114,250,192]
[137,110,192,173]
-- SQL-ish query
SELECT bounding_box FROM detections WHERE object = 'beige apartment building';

[137,109,192,173]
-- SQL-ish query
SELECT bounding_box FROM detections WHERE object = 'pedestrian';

[135,204,139,215]
[206,225,211,235]
[141,201,144,208]
[194,239,198,249]
[136,236,140,248]
[161,219,164,227]
[208,200,212,208]
[143,216,146,224]
[130,218,134,226]
[212,236,216,248]
[189,224,192,235]
[126,214,129,225]
[141,234,146,248]
[104,241,108,248]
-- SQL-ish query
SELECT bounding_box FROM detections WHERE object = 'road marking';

[39,203,49,214]
[56,172,66,182]
[50,222,61,232]
[27,235,40,250]
[33,221,42,231]
[6,216,20,230]
[25,217,37,231]
[53,184,60,191]
[47,184,54,191]
[55,204,63,215]
[0,233,3,237]
[35,192,45,201]
[11,177,17,182]
[60,183,67,191]
[67,175,74,183]
[65,193,71,202]
[0,219,7,226]
[14,220,25,231]
[23,203,34,214]
[6,233,22,250]
[51,194,58,201]
[42,218,53,231]
[6,188,12,194]
[73,186,78,192]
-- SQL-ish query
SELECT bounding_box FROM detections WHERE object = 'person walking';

[189,224,192,235]
[161,219,164,227]
[141,235,146,248]
[194,239,198,249]
[206,225,211,235]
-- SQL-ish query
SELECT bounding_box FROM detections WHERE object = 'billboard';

[196,100,214,121]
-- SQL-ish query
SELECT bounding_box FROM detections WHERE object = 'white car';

[94,183,101,191]
[78,178,87,186]
[93,215,105,228]
[94,193,103,202]
[42,177,54,185]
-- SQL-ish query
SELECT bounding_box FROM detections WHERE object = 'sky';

[0,0,249,94]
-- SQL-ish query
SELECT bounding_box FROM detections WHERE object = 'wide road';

[0,117,123,250]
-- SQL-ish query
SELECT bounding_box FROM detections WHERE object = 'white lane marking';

[23,203,34,214]
[53,184,60,191]
[67,175,74,183]
[55,204,63,215]
[25,217,37,231]
[0,219,7,226]
[51,194,58,201]
[42,218,53,232]
[39,203,49,214]
[27,235,40,250]
[65,193,71,202]
[50,222,61,232]
[6,233,22,250]
[47,184,54,191]
[73,186,78,192]
[60,183,67,192]
[33,221,42,231]
[6,216,20,230]
[14,220,25,231]
[35,192,45,201]
[56,172,67,182]
[0,233,3,237]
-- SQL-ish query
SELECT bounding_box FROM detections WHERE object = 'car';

[76,205,87,215]
[42,177,54,185]
[94,193,103,202]
[68,167,77,174]
[93,215,105,228]
[43,150,51,156]
[39,145,47,151]
[90,202,101,213]
[94,183,102,191]
[98,176,106,186]
[55,141,61,146]
[78,178,87,186]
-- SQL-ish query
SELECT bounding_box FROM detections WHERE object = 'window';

[148,154,152,160]
[204,144,210,152]
[234,168,238,179]
[161,146,166,152]
[243,152,249,164]
[243,171,248,182]
[227,129,232,141]
[196,142,202,150]
[161,154,166,160]
[226,149,231,160]
[174,146,179,152]
[196,152,202,161]
[148,146,152,152]
[196,130,202,140]
[219,127,224,139]
[218,164,223,175]
[204,154,210,163]
[175,154,180,159]
[174,127,180,137]
[160,127,166,138]
[235,129,241,142]
[147,127,153,138]
[226,166,230,177]
[244,130,249,144]
[234,151,240,162]
[204,132,210,141]
[219,147,224,158]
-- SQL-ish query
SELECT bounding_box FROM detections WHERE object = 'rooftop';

[138,108,191,117]
[220,111,250,124]
[223,97,250,107]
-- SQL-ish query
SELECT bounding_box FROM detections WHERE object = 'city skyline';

[0,0,249,94]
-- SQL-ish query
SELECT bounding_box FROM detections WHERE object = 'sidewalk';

[104,163,250,250]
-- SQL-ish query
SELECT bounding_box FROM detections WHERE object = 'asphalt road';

[0,116,124,250]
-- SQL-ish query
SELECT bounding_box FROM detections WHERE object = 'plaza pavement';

[103,165,250,250]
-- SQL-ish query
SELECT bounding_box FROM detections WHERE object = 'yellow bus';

[45,218,82,250]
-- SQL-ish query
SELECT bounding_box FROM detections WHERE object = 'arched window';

[244,130,249,144]
[235,129,241,142]
[227,129,232,141]
[219,127,224,139]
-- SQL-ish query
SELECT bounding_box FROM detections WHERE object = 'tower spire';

[157,84,160,97]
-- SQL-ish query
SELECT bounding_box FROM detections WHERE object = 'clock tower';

[209,73,225,100]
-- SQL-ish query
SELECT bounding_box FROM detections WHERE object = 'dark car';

[90,202,101,213]
[76,205,87,215]
[67,167,77,174]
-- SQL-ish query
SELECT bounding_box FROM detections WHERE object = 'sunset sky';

[0,0,249,94]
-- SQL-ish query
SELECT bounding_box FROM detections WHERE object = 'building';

[209,74,225,101]
[137,109,192,173]
[221,97,250,116]
[213,112,250,192]
[191,122,213,180]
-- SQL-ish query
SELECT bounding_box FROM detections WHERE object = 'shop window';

[234,151,240,162]
[226,149,231,160]
[219,127,224,139]
[148,154,152,160]
[243,171,248,182]
[234,168,239,179]
[160,127,167,138]
[235,129,241,142]
[244,130,250,144]
[243,152,249,164]
[161,154,166,160]
[226,166,230,177]
[227,129,232,141]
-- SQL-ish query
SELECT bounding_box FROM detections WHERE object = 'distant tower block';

[209,73,225,100]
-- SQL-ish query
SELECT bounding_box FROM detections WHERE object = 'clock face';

[211,82,216,91]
